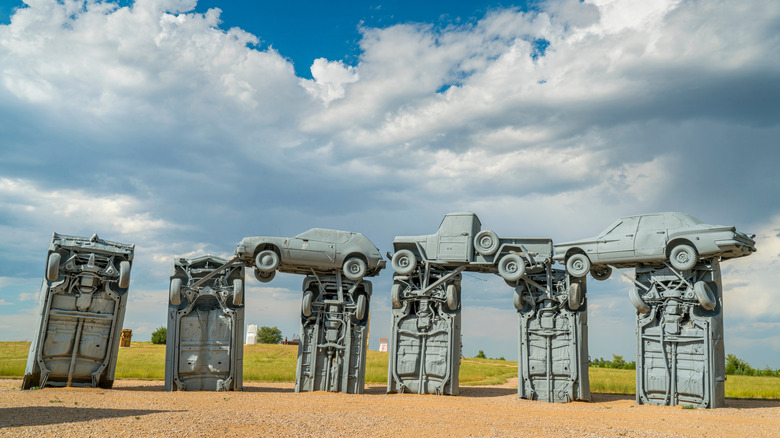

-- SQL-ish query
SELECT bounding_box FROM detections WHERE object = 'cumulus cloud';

[0,0,778,364]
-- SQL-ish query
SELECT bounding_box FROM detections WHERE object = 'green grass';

[0,342,29,377]
[1,342,778,399]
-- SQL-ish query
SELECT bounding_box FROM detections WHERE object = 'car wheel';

[232,279,244,306]
[445,283,459,311]
[567,282,582,310]
[118,261,131,288]
[566,253,590,278]
[694,281,716,310]
[498,254,526,281]
[669,244,697,271]
[343,257,367,281]
[513,283,527,310]
[391,283,403,309]
[474,230,499,256]
[170,278,182,306]
[302,290,314,317]
[355,294,367,320]
[254,268,275,283]
[255,250,280,272]
[391,250,417,275]
[46,252,61,282]
[590,266,612,281]
[629,288,650,314]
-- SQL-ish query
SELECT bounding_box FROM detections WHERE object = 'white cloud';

[0,0,778,365]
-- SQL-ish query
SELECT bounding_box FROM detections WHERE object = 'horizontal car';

[554,212,756,279]
[236,228,385,283]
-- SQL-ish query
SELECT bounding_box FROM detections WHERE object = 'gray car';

[236,228,385,283]
[554,212,756,279]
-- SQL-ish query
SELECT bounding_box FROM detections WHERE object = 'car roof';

[620,211,703,224]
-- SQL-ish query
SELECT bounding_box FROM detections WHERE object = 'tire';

[694,281,716,310]
[302,291,313,317]
[255,250,280,272]
[118,261,131,288]
[232,279,244,306]
[355,294,367,320]
[254,269,275,283]
[445,284,459,311]
[46,252,61,282]
[343,257,367,281]
[590,266,612,281]
[669,243,697,271]
[629,288,650,314]
[474,230,499,256]
[513,283,527,310]
[391,283,403,308]
[170,278,182,306]
[568,282,582,310]
[498,254,526,281]
[391,250,417,275]
[566,253,590,278]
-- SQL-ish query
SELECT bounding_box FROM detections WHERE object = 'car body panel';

[23,233,134,389]
[236,228,385,277]
[553,212,756,269]
[165,255,244,392]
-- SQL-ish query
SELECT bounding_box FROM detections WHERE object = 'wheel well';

[254,244,280,258]
[565,248,588,261]
[666,238,696,258]
[344,252,368,264]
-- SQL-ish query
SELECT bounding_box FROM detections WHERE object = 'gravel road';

[1,379,779,437]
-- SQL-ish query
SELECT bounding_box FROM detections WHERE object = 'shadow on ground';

[0,406,176,428]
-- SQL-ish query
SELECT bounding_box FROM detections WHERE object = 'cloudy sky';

[1,0,778,368]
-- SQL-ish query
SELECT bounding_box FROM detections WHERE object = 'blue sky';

[0,0,779,368]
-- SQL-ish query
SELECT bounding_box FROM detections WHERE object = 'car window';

[666,215,683,229]
[604,218,638,237]
[675,213,703,226]
[597,220,622,237]
[295,229,352,244]
[639,214,665,230]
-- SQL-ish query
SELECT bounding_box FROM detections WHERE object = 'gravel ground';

[1,379,779,437]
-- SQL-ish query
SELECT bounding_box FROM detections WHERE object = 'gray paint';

[295,274,370,393]
[388,212,552,395]
[164,255,245,392]
[22,233,134,389]
[515,269,590,403]
[236,228,386,281]
[632,261,726,408]
[387,268,462,395]
[554,212,756,278]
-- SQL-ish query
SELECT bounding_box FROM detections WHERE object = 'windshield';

[597,219,622,238]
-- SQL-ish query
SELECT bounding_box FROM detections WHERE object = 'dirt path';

[1,379,779,437]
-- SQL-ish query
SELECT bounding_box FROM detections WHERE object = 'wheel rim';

[504,260,518,273]
[479,235,494,249]
[676,252,690,264]
[571,259,584,271]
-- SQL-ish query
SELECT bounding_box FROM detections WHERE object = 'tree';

[257,326,282,344]
[475,350,487,359]
[151,326,166,345]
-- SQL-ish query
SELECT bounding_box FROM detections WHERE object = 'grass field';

[2,342,777,399]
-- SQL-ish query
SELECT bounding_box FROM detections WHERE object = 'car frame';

[235,228,385,283]
[23,233,134,389]
[553,212,756,279]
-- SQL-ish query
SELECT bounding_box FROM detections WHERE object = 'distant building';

[379,337,388,352]
[246,324,257,345]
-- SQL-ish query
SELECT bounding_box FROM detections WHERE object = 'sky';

[0,0,779,369]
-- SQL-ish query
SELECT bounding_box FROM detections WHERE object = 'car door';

[634,214,667,258]
[288,232,337,267]
[596,217,639,262]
